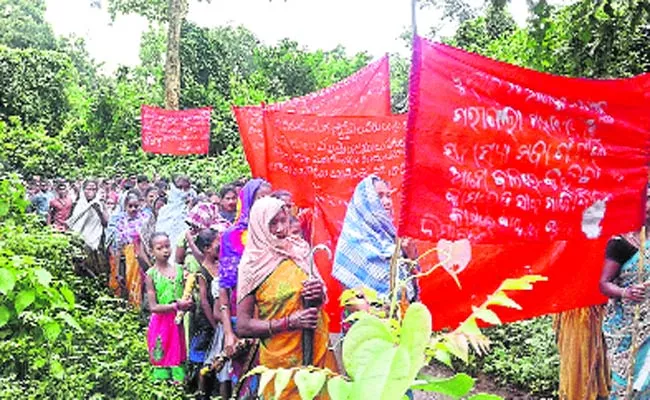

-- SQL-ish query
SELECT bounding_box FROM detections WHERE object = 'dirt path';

[413,365,538,400]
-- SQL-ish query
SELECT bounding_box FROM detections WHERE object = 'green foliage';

[0,176,183,399]
[0,46,75,134]
[0,0,57,50]
[0,118,77,178]
[467,317,559,397]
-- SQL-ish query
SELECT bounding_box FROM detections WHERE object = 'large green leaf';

[273,368,292,399]
[0,198,9,217]
[411,373,475,399]
[350,345,411,400]
[345,337,394,380]
[42,320,61,342]
[50,359,65,380]
[59,286,75,307]
[342,315,394,377]
[33,268,53,287]
[14,289,36,314]
[0,268,16,295]
[327,376,352,400]
[0,305,10,328]
[257,369,276,397]
[399,303,432,381]
[294,369,327,400]
[58,311,82,332]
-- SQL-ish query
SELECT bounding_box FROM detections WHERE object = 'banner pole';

[626,225,646,399]
[411,0,418,38]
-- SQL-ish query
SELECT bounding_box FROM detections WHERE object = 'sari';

[106,210,148,307]
[237,196,335,399]
[67,189,104,250]
[554,306,610,400]
[218,179,266,388]
[257,260,336,399]
[603,247,650,399]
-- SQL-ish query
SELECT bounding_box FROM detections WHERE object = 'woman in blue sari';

[600,195,650,399]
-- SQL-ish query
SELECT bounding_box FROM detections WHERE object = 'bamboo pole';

[626,225,646,399]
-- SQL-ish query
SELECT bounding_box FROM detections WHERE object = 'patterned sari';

[603,248,650,399]
[256,259,337,399]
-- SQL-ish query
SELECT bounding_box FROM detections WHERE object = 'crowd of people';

[26,172,650,400]
[25,173,418,399]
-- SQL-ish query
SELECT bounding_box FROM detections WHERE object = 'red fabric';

[263,112,407,331]
[400,37,650,243]
[141,105,211,155]
[233,56,391,178]
[397,36,650,330]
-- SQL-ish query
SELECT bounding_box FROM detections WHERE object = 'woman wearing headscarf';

[218,178,271,391]
[67,180,109,277]
[236,196,336,399]
[106,191,149,307]
[178,201,226,269]
[333,175,419,313]
[138,195,168,270]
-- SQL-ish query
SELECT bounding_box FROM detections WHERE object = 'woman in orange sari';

[236,197,336,399]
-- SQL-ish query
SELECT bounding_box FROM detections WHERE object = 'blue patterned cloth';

[333,175,417,300]
[603,246,650,399]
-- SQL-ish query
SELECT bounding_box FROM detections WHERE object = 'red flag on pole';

[141,105,211,155]
[234,56,392,178]
[399,36,650,244]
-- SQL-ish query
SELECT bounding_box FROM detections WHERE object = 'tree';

[0,0,57,50]
[108,0,209,109]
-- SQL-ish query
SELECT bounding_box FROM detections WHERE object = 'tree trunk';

[164,0,185,110]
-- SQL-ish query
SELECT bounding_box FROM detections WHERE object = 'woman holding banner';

[236,196,336,399]
[600,194,650,399]
[332,175,419,308]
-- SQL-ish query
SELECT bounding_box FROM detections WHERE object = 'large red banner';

[263,112,407,330]
[141,105,212,155]
[400,36,650,244]
[234,56,391,178]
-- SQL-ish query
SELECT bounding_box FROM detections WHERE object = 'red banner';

[400,36,650,244]
[141,105,211,155]
[234,56,391,178]
[263,112,407,330]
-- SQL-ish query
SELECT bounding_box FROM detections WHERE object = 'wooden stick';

[626,225,646,398]
[389,238,403,294]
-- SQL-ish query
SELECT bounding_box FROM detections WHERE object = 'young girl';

[193,226,231,399]
[145,232,193,383]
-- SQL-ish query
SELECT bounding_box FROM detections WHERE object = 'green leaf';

[273,368,292,399]
[33,268,53,286]
[0,198,9,217]
[412,373,475,398]
[59,286,75,307]
[468,394,504,400]
[343,315,394,378]
[294,369,327,400]
[0,305,10,328]
[58,311,82,332]
[350,345,411,400]
[327,376,352,400]
[487,292,522,310]
[42,320,61,342]
[433,348,452,368]
[14,289,36,314]
[50,359,65,380]
[0,268,16,295]
[345,338,394,380]
[472,306,502,326]
[257,369,276,397]
[399,303,432,382]
[498,275,547,291]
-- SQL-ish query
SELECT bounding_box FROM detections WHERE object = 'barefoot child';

[145,232,193,383]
